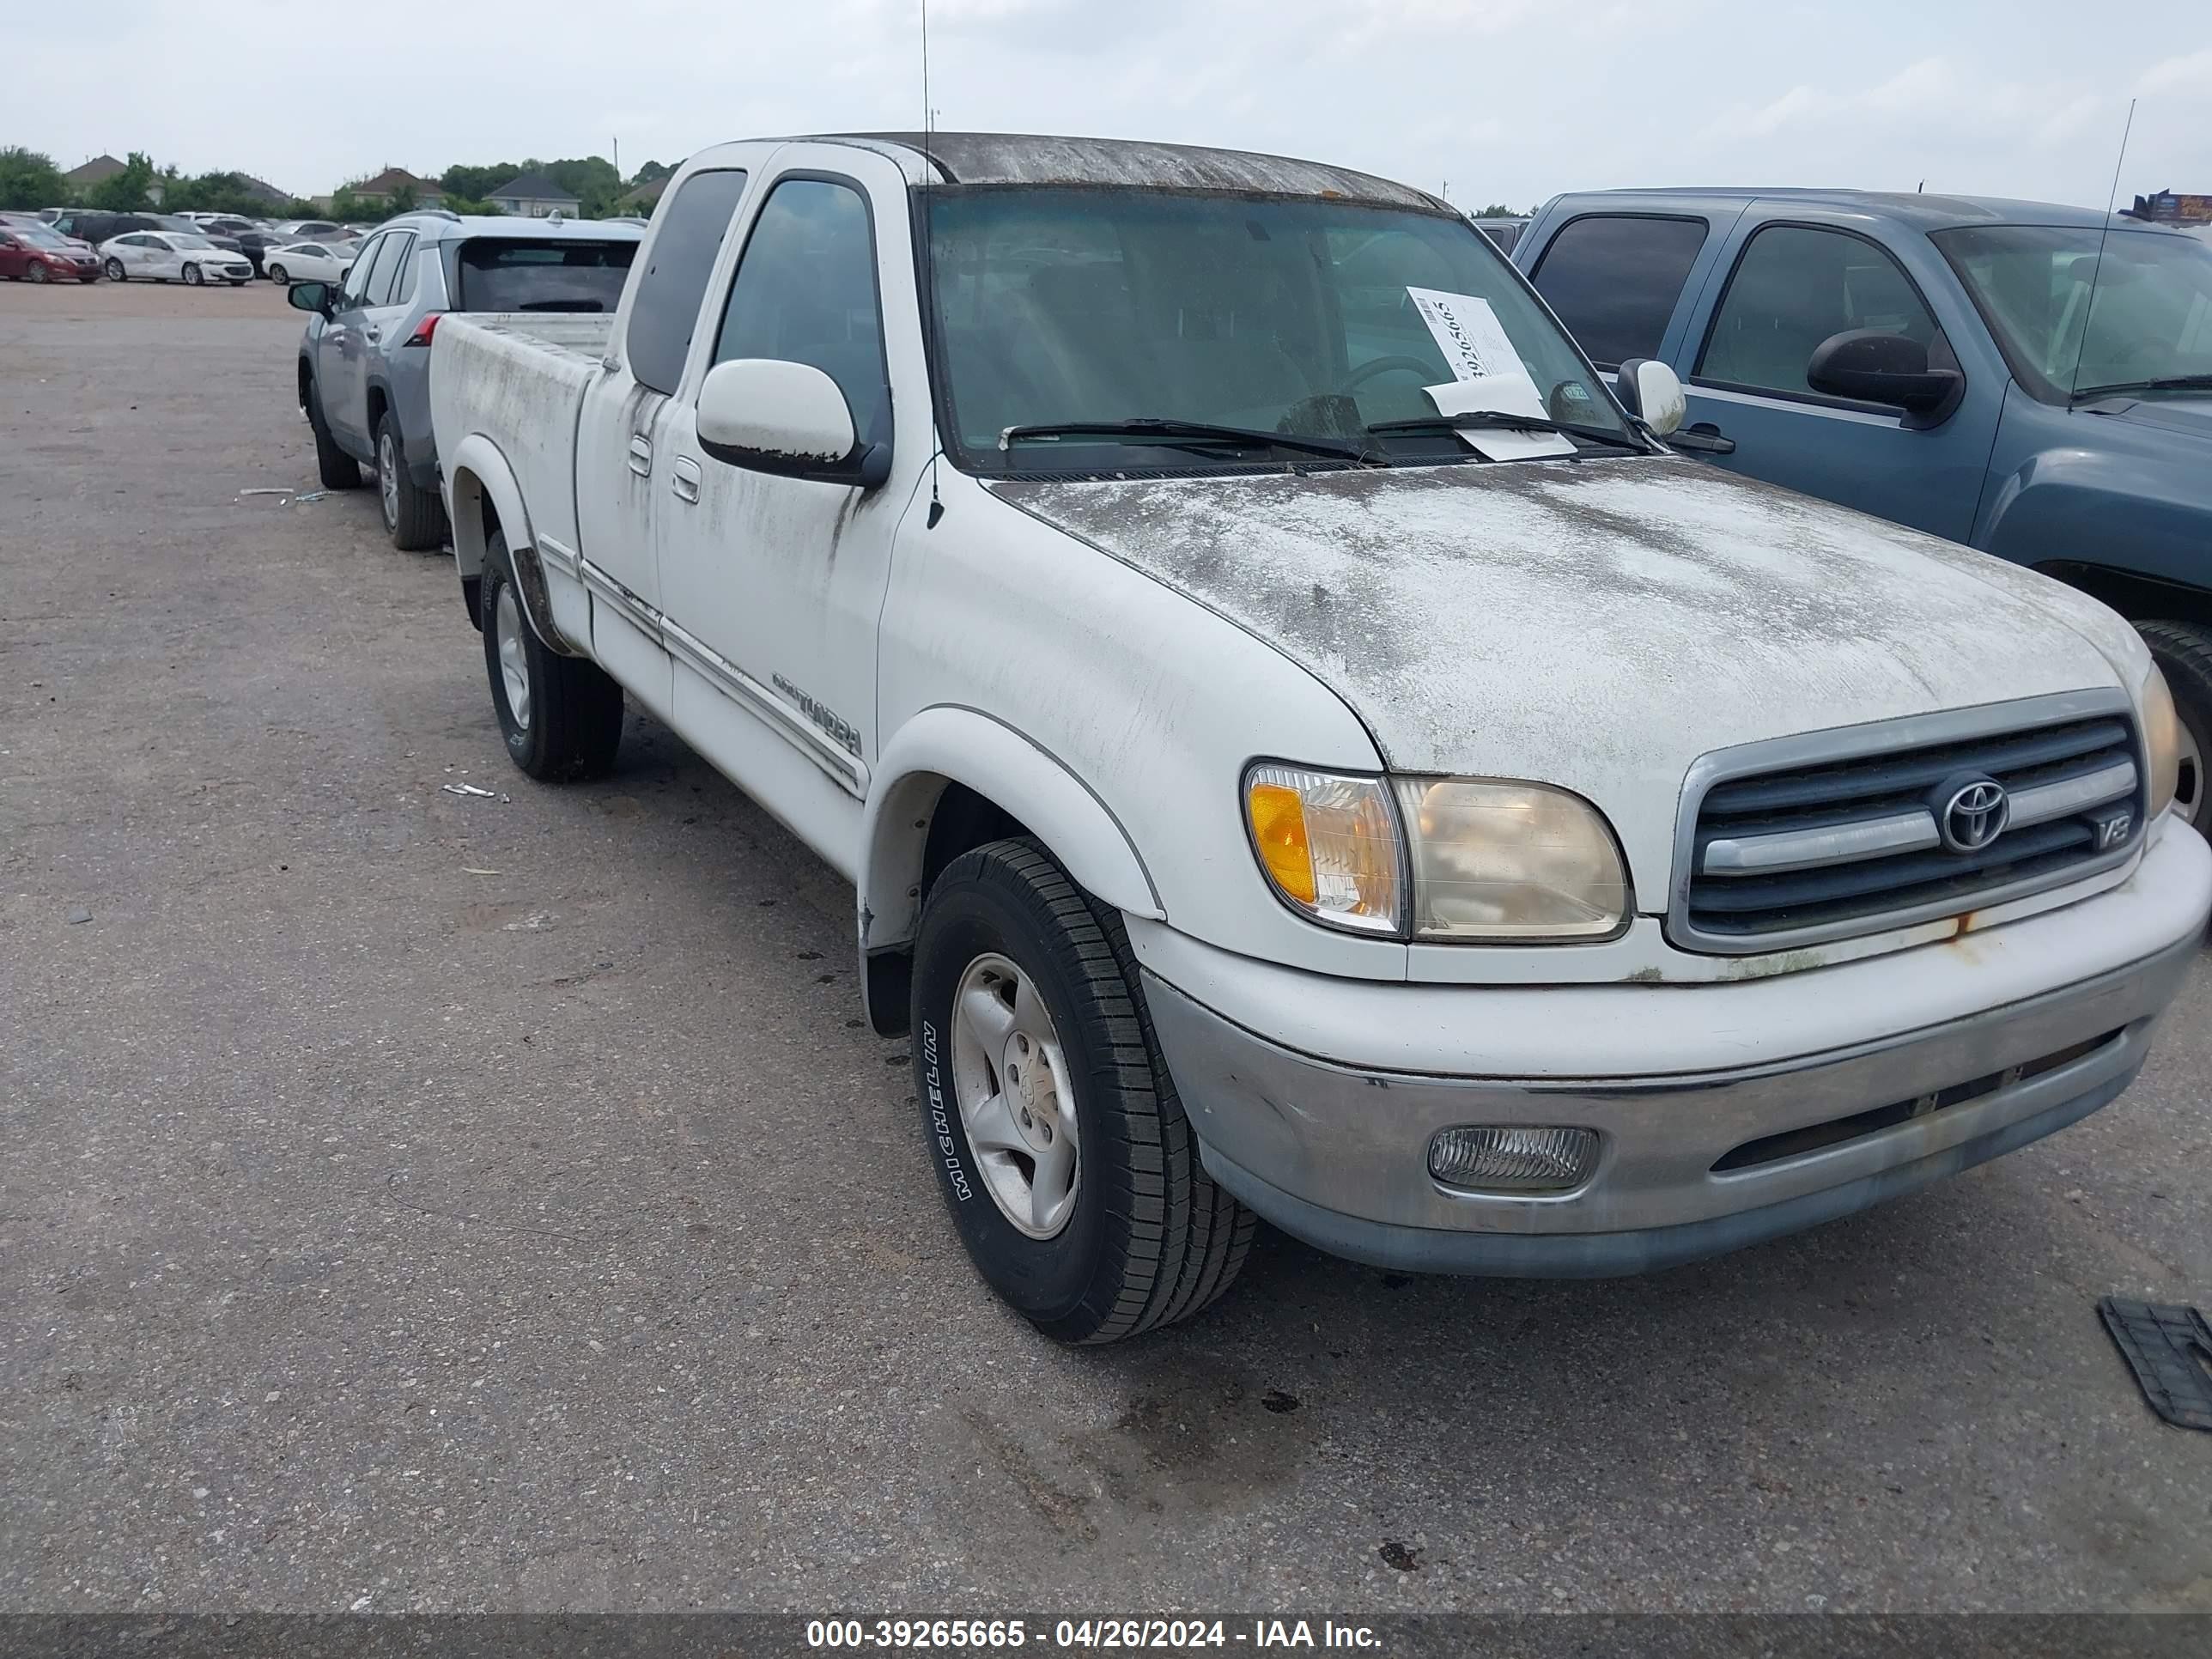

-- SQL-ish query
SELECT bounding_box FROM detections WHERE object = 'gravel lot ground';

[3,279,2209,1617]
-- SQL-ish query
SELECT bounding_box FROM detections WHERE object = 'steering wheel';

[1342,355,1438,392]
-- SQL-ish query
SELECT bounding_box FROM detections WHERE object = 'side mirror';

[696,358,890,489]
[1614,357,1686,436]
[287,280,331,315]
[1807,330,1964,422]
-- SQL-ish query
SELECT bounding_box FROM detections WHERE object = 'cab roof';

[841,131,1449,214]
[1562,187,2191,235]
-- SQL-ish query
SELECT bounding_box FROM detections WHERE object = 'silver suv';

[289,211,642,549]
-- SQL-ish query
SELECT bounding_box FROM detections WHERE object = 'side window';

[392,234,423,306]
[363,232,413,307]
[1698,224,1940,398]
[625,168,749,395]
[711,177,888,442]
[1530,215,1709,368]
[337,234,384,307]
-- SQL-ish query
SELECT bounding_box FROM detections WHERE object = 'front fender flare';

[443,433,577,655]
[860,707,1164,960]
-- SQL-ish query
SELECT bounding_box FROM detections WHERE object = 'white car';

[100,230,255,286]
[431,133,2209,1343]
[262,241,355,286]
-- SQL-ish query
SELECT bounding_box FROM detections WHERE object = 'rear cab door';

[1664,202,2004,543]
[1518,193,1745,404]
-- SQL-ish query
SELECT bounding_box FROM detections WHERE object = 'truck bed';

[431,313,617,575]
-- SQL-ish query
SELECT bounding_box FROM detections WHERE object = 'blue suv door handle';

[1669,422,1736,455]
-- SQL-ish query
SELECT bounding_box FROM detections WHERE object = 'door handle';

[672,458,702,504]
[628,434,653,477]
[1668,422,1736,455]
[365,328,381,344]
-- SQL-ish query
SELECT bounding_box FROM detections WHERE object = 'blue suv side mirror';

[1808,329,1965,424]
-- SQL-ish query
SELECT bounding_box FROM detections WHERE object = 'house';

[64,155,127,190]
[239,174,295,210]
[489,170,579,217]
[617,175,668,215]
[349,167,444,208]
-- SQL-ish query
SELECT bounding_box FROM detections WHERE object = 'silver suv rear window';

[454,238,636,313]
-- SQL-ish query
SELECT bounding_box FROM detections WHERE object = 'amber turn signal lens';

[1243,765,1401,935]
[1246,782,1316,904]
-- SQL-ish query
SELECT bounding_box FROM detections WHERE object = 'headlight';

[1243,766,1631,942]
[1243,764,1402,934]
[1394,777,1630,939]
[2142,663,2181,819]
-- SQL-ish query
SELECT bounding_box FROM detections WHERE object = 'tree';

[545,157,621,216]
[440,162,520,203]
[631,159,672,185]
[85,150,156,211]
[1474,202,1534,219]
[0,147,69,210]
[164,171,286,217]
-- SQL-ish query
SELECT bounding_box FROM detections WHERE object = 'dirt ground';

[3,278,2209,1617]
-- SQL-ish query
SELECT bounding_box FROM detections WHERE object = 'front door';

[1674,215,2000,544]
[654,161,911,801]
[318,232,388,449]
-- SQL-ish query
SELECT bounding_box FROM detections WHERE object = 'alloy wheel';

[494,583,532,732]
[949,952,1081,1239]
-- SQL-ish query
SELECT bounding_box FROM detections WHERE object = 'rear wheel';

[482,531,623,781]
[376,414,447,551]
[2138,620,2212,834]
[911,839,1254,1344]
[104,258,125,282]
[303,376,362,490]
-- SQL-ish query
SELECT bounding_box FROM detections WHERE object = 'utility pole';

[613,136,621,180]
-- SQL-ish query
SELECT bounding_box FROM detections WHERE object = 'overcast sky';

[14,0,2210,211]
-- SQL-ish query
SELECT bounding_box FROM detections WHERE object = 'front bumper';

[1142,817,2208,1277]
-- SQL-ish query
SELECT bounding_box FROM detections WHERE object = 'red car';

[0,224,100,283]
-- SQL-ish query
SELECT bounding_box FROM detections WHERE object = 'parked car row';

[3,209,372,284]
[391,133,2205,1346]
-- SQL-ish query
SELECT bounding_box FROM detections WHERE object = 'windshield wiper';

[2072,374,2212,401]
[997,418,1374,465]
[1363,410,1650,453]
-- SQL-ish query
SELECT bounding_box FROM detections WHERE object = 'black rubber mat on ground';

[2099,1297,2212,1430]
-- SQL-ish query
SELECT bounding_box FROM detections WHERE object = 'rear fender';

[443,433,578,656]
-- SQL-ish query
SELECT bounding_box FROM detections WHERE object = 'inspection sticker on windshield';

[1406,288,1574,459]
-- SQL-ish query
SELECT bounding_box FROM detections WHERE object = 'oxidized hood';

[989,457,2141,896]
[2094,393,2212,442]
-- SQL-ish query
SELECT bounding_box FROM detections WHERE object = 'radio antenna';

[2069,97,2136,401]
[920,0,944,526]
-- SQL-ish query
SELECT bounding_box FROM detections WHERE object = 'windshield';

[925,188,1625,471]
[1933,225,2212,400]
[455,238,636,313]
[21,228,69,249]
[168,234,216,250]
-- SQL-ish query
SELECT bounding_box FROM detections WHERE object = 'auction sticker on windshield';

[1406,287,1574,460]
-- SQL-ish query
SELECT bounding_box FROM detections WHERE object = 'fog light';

[1428,1125,1598,1192]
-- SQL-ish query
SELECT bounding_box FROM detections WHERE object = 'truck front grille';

[1674,702,2145,951]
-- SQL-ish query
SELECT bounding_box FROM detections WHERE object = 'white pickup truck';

[432,132,2209,1344]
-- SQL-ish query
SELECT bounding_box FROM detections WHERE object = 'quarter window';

[1531,215,1709,368]
[625,168,749,395]
[712,177,888,443]
[1698,224,1940,398]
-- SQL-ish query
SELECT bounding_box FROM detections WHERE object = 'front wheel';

[2139,621,2212,834]
[182,263,203,287]
[26,263,48,285]
[482,531,623,781]
[911,839,1254,1344]
[104,258,125,282]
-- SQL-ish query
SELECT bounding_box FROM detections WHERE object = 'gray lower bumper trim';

[1199,1063,2139,1279]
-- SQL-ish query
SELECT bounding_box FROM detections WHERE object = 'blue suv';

[1515,190,2212,833]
